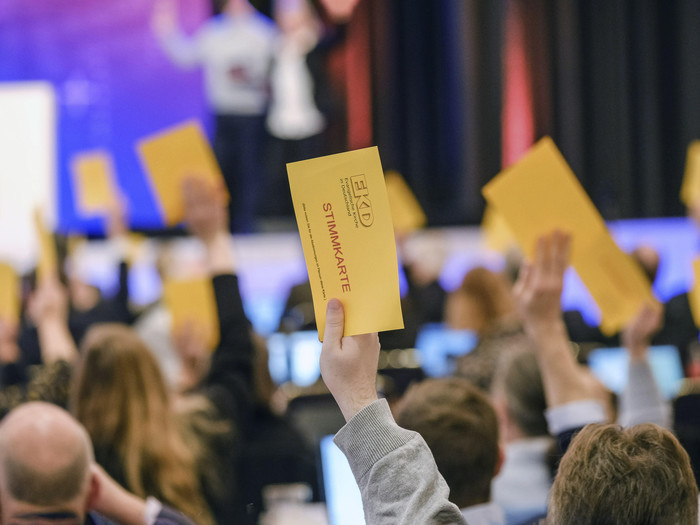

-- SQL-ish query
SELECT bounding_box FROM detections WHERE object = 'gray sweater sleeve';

[334,399,466,525]
[618,359,672,429]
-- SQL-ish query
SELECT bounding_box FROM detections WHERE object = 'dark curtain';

[366,0,700,225]
[368,0,506,226]
[523,0,700,220]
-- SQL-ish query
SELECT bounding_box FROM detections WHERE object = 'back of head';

[71,323,171,454]
[395,377,500,508]
[0,402,92,512]
[446,267,515,334]
[492,350,548,438]
[549,423,698,525]
[71,324,215,525]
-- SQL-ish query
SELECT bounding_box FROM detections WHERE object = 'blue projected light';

[414,323,478,377]
[587,345,685,400]
[0,1,211,234]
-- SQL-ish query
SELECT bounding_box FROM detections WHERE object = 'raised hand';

[513,230,571,334]
[319,299,380,422]
[622,302,663,361]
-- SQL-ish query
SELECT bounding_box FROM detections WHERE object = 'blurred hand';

[622,302,663,361]
[319,299,380,422]
[27,277,68,325]
[318,0,359,22]
[182,177,228,245]
[513,231,571,334]
[151,0,179,38]
[105,192,129,239]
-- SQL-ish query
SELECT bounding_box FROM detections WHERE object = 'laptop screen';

[414,323,478,377]
[587,345,684,400]
[319,435,366,525]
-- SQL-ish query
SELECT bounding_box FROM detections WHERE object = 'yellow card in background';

[680,140,700,207]
[0,263,19,323]
[481,204,516,253]
[34,209,58,283]
[287,147,404,340]
[384,170,427,235]
[162,277,220,351]
[136,120,228,226]
[689,258,700,329]
[482,136,654,335]
[71,150,118,216]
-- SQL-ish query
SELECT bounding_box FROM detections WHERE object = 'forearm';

[36,318,77,365]
[205,232,236,276]
[157,29,200,68]
[334,400,466,525]
[527,319,590,407]
[619,358,671,428]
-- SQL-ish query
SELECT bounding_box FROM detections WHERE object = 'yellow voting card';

[0,263,19,323]
[385,170,426,235]
[162,277,220,351]
[481,204,516,253]
[34,209,58,283]
[287,147,404,340]
[689,258,700,329]
[681,140,700,207]
[71,150,118,216]
[482,136,654,335]
[136,120,228,226]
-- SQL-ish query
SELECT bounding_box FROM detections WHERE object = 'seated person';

[0,401,195,525]
[515,231,698,524]
[319,299,466,524]
[395,377,505,524]
[491,350,554,524]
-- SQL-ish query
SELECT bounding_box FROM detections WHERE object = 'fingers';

[323,298,345,344]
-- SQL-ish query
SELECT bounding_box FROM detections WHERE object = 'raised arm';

[513,232,606,443]
[151,0,201,68]
[89,464,196,525]
[619,303,671,428]
[321,299,465,525]
[181,177,254,422]
[28,276,78,366]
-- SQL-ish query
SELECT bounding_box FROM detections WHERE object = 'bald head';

[0,402,93,507]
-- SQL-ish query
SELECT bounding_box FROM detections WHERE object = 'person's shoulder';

[248,11,278,36]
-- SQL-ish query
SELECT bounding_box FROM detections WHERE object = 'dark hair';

[395,377,499,508]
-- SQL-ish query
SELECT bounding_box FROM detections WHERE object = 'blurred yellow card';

[163,277,220,351]
[34,209,58,283]
[689,258,700,329]
[287,147,404,340]
[0,263,19,323]
[385,170,426,235]
[136,120,228,226]
[71,150,118,215]
[575,234,654,335]
[680,140,700,207]
[481,204,516,253]
[482,136,654,335]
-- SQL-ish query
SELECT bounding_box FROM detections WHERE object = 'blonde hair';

[550,423,698,524]
[446,267,515,335]
[70,324,214,525]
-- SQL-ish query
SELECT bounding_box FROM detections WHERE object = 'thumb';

[324,298,345,342]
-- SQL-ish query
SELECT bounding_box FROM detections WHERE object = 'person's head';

[491,350,548,442]
[445,266,515,335]
[549,423,699,525]
[70,323,214,525]
[0,402,98,524]
[395,377,502,508]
